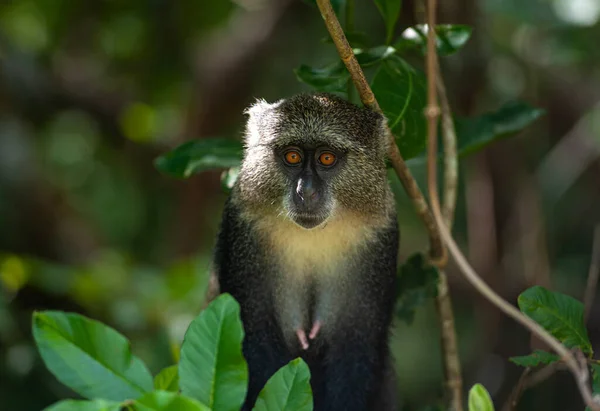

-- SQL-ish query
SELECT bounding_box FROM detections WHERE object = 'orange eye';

[284,150,302,165]
[318,152,336,166]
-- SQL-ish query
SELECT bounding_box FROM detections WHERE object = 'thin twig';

[433,35,464,411]
[437,64,458,230]
[315,0,446,265]
[584,225,600,323]
[422,0,600,409]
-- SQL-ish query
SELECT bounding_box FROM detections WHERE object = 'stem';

[422,3,463,410]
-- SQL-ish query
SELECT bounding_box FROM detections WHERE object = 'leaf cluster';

[34,294,313,411]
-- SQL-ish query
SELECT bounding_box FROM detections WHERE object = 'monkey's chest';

[272,260,356,352]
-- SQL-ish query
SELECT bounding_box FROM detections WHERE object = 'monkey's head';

[236,93,391,229]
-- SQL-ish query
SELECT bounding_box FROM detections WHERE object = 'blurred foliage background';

[1,0,600,410]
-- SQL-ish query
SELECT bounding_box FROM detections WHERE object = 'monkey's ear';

[243,98,282,146]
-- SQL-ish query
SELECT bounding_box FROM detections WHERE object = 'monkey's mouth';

[292,213,328,229]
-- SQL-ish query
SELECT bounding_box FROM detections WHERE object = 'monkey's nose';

[296,178,319,206]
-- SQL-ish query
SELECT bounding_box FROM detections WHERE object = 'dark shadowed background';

[1,0,600,410]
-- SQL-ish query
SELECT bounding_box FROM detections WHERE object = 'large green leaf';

[132,391,210,411]
[371,55,427,159]
[33,311,153,402]
[509,349,560,367]
[518,286,592,355]
[154,139,243,178]
[406,101,545,166]
[395,24,472,56]
[179,293,248,411]
[373,0,402,43]
[44,400,122,411]
[395,253,439,324]
[295,62,349,93]
[154,365,179,392]
[455,102,545,157]
[468,384,495,411]
[252,358,313,411]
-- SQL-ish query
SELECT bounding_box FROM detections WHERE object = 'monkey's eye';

[284,150,302,165]
[318,152,336,167]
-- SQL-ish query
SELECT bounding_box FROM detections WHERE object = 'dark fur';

[212,93,399,410]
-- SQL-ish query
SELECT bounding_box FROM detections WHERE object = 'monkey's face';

[237,93,390,229]
[276,144,344,229]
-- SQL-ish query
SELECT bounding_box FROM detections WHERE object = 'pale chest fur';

[254,211,382,349]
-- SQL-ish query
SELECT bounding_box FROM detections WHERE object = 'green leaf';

[371,55,427,159]
[396,253,439,324]
[33,311,153,402]
[355,45,396,66]
[518,286,592,355]
[252,358,313,411]
[220,167,240,193]
[373,0,402,43]
[406,101,545,166]
[154,365,179,392]
[179,293,248,411]
[395,24,472,56]
[295,62,350,93]
[455,102,545,157]
[509,350,560,367]
[468,384,495,411]
[132,391,210,411]
[154,139,243,178]
[44,400,122,411]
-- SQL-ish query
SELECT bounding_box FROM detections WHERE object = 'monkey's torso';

[214,193,399,411]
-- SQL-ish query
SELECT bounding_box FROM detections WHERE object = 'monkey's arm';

[213,199,292,410]
[322,223,399,411]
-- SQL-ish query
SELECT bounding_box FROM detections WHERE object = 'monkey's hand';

[295,320,322,350]
[295,328,310,350]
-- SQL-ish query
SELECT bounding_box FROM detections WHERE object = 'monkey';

[211,93,400,411]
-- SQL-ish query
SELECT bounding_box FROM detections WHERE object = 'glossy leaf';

[509,349,560,367]
[295,62,349,93]
[373,0,403,43]
[179,293,248,411]
[44,400,122,411]
[468,384,495,411]
[132,391,210,411]
[154,139,243,178]
[355,45,396,66]
[396,253,439,324]
[253,358,313,411]
[154,365,179,392]
[33,311,153,402]
[455,102,545,157]
[518,286,592,355]
[406,101,545,166]
[395,24,472,56]
[371,55,427,159]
